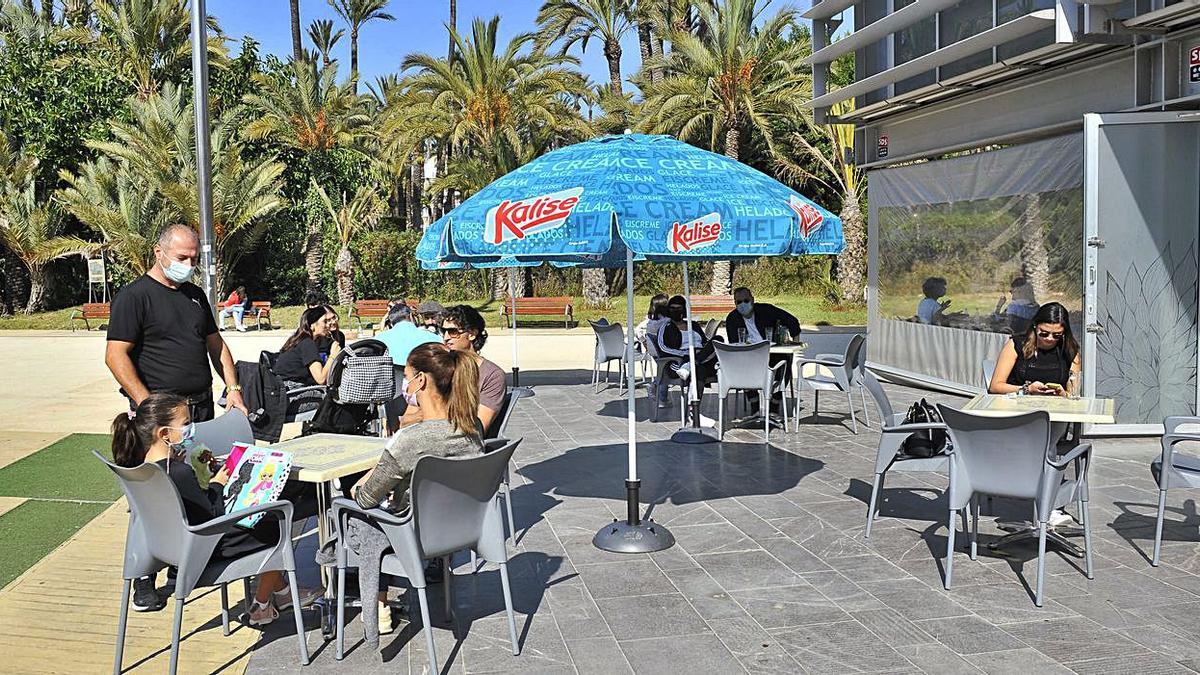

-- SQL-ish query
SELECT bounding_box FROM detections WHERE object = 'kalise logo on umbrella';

[787,195,825,240]
[668,212,722,253]
[485,187,584,245]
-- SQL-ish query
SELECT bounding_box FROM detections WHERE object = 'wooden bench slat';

[502,296,574,328]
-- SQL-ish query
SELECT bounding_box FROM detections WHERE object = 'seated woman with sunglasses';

[441,304,507,435]
[988,302,1080,397]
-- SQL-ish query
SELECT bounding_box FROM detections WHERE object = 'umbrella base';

[671,427,721,444]
[593,519,676,553]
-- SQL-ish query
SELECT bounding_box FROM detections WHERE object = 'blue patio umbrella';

[415,132,843,552]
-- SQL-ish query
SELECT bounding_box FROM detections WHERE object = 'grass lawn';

[0,434,118,588]
[0,294,865,332]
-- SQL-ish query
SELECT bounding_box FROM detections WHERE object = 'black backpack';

[899,399,948,458]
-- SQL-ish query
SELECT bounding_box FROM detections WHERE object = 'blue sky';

[208,1,845,94]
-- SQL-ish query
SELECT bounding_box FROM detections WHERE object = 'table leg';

[312,479,336,639]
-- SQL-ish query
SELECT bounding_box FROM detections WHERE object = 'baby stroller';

[302,339,395,437]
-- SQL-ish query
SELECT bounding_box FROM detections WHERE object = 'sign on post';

[877,134,889,159]
[87,258,105,283]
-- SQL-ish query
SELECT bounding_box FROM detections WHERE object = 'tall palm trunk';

[649,30,664,83]
[289,0,303,61]
[637,24,652,73]
[24,263,46,314]
[349,29,359,92]
[1019,192,1051,299]
[334,245,354,305]
[3,252,28,314]
[604,39,623,94]
[709,124,740,296]
[409,155,425,228]
[447,0,457,61]
[835,195,866,304]
[304,215,325,294]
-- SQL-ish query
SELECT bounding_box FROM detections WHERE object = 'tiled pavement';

[246,373,1200,674]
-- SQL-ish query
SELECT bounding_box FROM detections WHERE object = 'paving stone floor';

[246,372,1200,674]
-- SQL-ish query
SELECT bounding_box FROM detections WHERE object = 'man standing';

[724,287,801,415]
[105,224,248,612]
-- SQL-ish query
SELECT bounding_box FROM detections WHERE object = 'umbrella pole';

[508,269,519,387]
[593,246,674,553]
[671,262,718,444]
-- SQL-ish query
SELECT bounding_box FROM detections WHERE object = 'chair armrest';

[880,422,947,434]
[330,496,411,526]
[1163,432,1200,447]
[286,385,326,397]
[187,500,292,536]
[797,357,845,368]
[814,353,844,363]
[1048,442,1092,469]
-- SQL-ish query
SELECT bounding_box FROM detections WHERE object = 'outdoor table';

[724,342,808,428]
[960,394,1115,556]
[274,432,388,637]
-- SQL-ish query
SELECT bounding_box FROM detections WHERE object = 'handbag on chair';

[336,344,395,404]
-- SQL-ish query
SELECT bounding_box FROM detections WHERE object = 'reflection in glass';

[878,189,1084,335]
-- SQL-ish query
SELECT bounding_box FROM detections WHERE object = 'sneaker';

[248,599,279,626]
[273,584,324,611]
[670,363,691,381]
[1047,509,1076,528]
[378,601,395,635]
[132,576,165,612]
[236,326,247,332]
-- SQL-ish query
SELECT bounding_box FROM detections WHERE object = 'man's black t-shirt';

[107,275,218,394]
[274,336,321,385]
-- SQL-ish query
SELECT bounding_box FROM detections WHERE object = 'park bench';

[503,296,574,328]
[686,295,735,316]
[350,298,417,330]
[70,302,111,331]
[249,301,272,330]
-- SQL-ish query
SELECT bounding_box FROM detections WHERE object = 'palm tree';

[59,158,172,275]
[781,99,864,303]
[243,60,370,291]
[290,0,302,61]
[0,180,95,312]
[640,0,809,294]
[537,0,633,95]
[313,181,386,304]
[92,0,227,100]
[326,0,395,92]
[447,0,456,60]
[61,85,287,289]
[308,18,344,67]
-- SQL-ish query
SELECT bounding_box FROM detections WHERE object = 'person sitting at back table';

[917,277,952,325]
[658,295,719,389]
[344,344,484,646]
[416,300,446,334]
[989,301,1080,398]
[273,306,342,387]
[441,304,506,435]
[112,392,321,627]
[317,304,346,361]
[636,294,671,405]
[218,285,248,332]
[305,291,327,309]
[724,287,800,343]
[376,301,443,432]
[995,277,1039,335]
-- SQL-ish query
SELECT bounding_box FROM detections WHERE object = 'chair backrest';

[703,318,719,339]
[938,405,1051,500]
[486,386,533,440]
[861,370,895,422]
[841,334,867,382]
[590,321,626,361]
[981,358,997,390]
[194,409,254,455]
[93,451,188,574]
[713,341,772,390]
[410,439,520,558]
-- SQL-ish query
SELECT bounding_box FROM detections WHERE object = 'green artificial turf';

[0,434,120,502]
[0,499,109,587]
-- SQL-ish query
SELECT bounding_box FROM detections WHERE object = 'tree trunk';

[709,125,741,296]
[447,0,457,61]
[650,32,665,83]
[334,245,354,305]
[582,268,608,308]
[835,194,866,305]
[3,251,28,314]
[304,214,325,294]
[637,24,652,73]
[490,269,506,301]
[289,0,303,61]
[1019,192,1051,300]
[23,264,45,314]
[322,52,331,68]
[409,157,425,229]
[349,29,359,93]
[604,39,623,95]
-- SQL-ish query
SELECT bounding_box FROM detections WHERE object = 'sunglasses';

[1036,330,1065,340]
[442,327,465,338]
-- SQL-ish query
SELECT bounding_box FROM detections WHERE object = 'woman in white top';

[636,294,671,404]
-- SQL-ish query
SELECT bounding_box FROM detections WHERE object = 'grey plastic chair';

[95,451,309,675]
[1151,416,1200,566]
[861,372,950,538]
[981,358,997,392]
[330,439,522,670]
[194,409,254,454]
[643,332,686,423]
[590,320,631,392]
[813,333,870,427]
[795,334,867,433]
[485,387,534,542]
[937,406,1094,606]
[714,341,789,441]
[703,318,719,340]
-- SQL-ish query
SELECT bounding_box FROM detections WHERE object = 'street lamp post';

[190,0,217,311]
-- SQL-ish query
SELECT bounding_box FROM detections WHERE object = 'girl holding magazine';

[111,393,320,625]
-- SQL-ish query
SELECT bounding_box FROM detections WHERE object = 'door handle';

[1086,322,1105,334]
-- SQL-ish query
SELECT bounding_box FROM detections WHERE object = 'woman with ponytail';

[111,393,321,625]
[341,342,484,647]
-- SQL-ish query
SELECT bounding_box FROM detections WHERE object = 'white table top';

[962,394,1116,424]
[769,343,809,355]
[271,433,386,483]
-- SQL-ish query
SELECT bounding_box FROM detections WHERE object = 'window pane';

[939,0,994,79]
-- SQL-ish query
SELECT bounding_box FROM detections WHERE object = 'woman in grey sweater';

[344,343,483,646]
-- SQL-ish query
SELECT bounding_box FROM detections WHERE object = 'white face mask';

[160,256,195,284]
[736,301,753,317]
